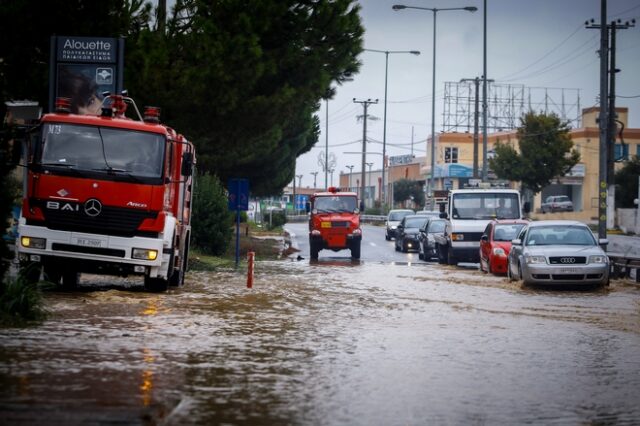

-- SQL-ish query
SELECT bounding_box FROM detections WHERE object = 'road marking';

[369,242,377,247]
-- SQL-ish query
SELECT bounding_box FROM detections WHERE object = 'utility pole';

[586,2,635,242]
[353,98,378,211]
[366,162,373,207]
[462,77,494,178]
[325,99,329,189]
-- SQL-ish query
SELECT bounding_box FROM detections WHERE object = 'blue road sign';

[228,178,249,211]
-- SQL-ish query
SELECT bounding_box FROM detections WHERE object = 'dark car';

[418,218,447,261]
[385,209,414,240]
[395,215,430,253]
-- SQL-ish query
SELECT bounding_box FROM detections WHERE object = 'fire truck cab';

[308,187,362,260]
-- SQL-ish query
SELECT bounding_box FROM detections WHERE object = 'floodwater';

[1,260,640,425]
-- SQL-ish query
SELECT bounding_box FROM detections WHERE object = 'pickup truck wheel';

[350,241,361,259]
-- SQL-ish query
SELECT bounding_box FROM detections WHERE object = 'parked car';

[479,219,528,274]
[414,210,441,219]
[507,220,609,287]
[385,209,414,240]
[541,195,573,213]
[395,215,430,253]
[418,218,447,261]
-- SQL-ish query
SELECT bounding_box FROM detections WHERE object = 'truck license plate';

[74,237,104,248]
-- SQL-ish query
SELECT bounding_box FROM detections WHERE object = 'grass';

[188,222,293,271]
[0,269,50,327]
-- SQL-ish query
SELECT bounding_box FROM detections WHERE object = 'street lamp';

[393,4,477,206]
[346,165,355,191]
[310,171,318,189]
[363,48,420,210]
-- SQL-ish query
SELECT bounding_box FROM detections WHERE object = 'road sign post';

[228,178,249,268]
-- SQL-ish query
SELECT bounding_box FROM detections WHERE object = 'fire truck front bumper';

[17,220,168,277]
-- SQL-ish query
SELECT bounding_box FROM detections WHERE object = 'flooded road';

[1,258,640,425]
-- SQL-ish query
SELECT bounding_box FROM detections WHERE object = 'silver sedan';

[507,220,609,286]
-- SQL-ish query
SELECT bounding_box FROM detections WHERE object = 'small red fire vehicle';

[308,187,362,260]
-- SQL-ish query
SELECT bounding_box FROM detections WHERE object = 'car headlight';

[132,248,158,261]
[391,225,397,230]
[525,255,546,264]
[589,255,607,264]
[492,247,506,256]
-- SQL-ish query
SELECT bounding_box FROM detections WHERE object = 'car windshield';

[553,196,570,202]
[40,123,164,179]
[428,220,446,233]
[493,224,526,241]
[389,211,412,221]
[525,225,596,246]
[313,196,357,213]
[451,193,520,219]
[404,217,428,228]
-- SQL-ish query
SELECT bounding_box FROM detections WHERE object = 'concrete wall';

[617,208,639,234]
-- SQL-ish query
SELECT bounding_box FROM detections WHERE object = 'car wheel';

[487,260,493,274]
[436,244,446,264]
[507,262,514,281]
[385,234,391,241]
[418,245,424,260]
[447,246,457,266]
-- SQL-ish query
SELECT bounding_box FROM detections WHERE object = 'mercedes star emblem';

[84,198,102,217]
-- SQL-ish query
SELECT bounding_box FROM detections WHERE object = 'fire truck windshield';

[313,196,357,213]
[39,123,164,180]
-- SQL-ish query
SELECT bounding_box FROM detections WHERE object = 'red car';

[479,220,528,275]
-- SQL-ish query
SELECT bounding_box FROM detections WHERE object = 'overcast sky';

[294,0,640,189]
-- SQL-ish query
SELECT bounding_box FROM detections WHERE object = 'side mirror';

[511,238,522,246]
[481,235,488,242]
[181,152,194,176]
[599,238,609,246]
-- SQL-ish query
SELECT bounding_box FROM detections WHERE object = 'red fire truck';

[17,93,195,291]
[308,187,362,260]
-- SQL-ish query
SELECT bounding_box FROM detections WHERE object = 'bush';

[191,173,233,255]
[267,209,287,230]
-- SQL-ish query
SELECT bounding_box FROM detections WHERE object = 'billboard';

[49,36,124,114]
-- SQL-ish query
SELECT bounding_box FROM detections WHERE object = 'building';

[421,107,640,222]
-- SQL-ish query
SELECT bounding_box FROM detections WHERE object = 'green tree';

[125,0,363,195]
[393,178,424,207]
[489,111,580,194]
[191,173,233,255]
[615,155,640,208]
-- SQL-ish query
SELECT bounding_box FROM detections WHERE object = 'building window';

[444,147,458,163]
[614,144,629,161]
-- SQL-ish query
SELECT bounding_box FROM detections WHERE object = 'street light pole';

[393,4,477,206]
[363,49,420,211]
[310,171,318,189]
[346,165,354,191]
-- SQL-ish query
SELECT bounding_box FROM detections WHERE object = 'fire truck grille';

[37,203,157,237]
[331,221,350,228]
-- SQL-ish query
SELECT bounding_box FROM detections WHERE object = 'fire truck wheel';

[170,269,184,287]
[351,242,361,259]
[20,262,42,284]
[144,276,168,292]
[43,264,62,284]
[62,271,79,290]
